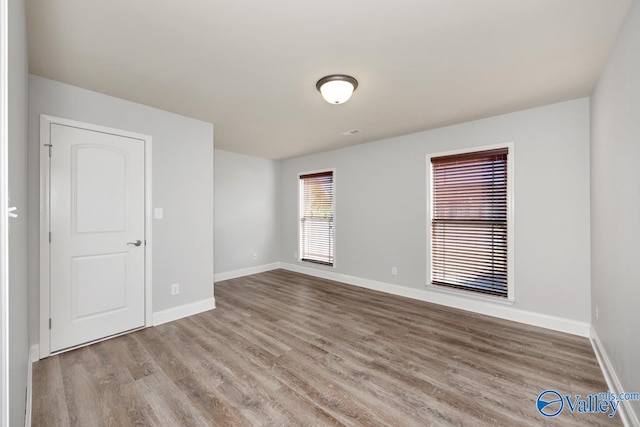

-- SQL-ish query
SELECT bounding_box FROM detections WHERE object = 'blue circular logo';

[537,390,564,417]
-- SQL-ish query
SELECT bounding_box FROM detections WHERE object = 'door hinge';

[49,318,52,329]
[44,143,52,157]
[49,231,51,243]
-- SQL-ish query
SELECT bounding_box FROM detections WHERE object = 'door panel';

[74,145,127,233]
[72,252,127,319]
[49,123,145,352]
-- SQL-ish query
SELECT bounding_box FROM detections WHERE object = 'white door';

[48,122,145,353]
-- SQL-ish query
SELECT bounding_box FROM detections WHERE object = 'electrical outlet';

[252,252,258,260]
[391,267,398,276]
[595,305,599,320]
[171,283,180,295]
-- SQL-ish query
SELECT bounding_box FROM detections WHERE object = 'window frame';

[427,143,515,302]
[298,168,336,268]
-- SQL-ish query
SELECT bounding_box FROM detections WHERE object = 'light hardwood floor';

[32,269,619,426]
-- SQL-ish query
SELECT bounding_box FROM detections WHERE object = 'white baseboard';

[214,262,280,282]
[25,345,38,427]
[152,297,216,326]
[279,262,590,337]
[29,345,39,363]
[590,327,639,427]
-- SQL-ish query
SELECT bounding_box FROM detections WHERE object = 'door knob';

[127,240,142,247]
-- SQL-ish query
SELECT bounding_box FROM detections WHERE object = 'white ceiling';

[27,0,630,160]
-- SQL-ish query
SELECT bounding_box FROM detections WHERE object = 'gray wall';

[590,0,640,419]
[8,0,30,424]
[280,98,591,322]
[214,149,279,275]
[28,75,214,345]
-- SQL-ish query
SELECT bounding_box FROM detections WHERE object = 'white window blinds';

[430,148,508,297]
[300,171,334,266]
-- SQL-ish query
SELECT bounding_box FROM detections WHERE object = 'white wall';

[590,0,640,420]
[214,149,279,277]
[8,0,29,424]
[280,98,591,324]
[28,75,214,345]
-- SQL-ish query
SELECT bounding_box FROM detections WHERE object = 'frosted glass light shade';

[316,75,358,104]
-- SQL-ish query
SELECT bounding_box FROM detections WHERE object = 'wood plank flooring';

[32,269,619,426]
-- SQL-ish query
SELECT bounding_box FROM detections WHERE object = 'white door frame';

[0,0,10,422]
[39,115,153,359]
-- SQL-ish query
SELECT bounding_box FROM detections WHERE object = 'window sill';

[425,283,514,306]
[298,259,336,270]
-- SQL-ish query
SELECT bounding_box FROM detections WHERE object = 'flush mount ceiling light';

[316,74,358,104]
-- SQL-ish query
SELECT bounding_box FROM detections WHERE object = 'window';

[429,147,511,298]
[299,171,334,266]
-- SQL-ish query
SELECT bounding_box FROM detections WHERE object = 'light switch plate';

[154,208,163,219]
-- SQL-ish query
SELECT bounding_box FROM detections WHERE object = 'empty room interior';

[2,0,640,425]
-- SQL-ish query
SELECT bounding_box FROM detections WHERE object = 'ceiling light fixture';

[316,74,358,105]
